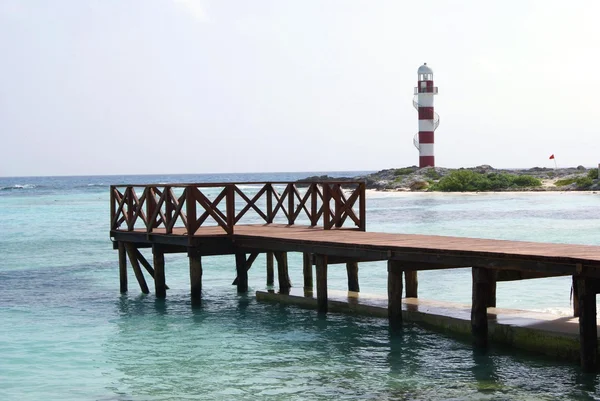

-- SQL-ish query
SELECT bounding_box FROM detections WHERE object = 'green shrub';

[431,170,483,191]
[512,175,543,187]
[588,169,599,179]
[430,171,541,192]
[555,176,594,188]
[576,176,593,188]
[392,167,417,176]
[555,178,576,186]
[424,169,442,180]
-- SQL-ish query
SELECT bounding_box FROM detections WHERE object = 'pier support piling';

[487,271,497,308]
[572,276,580,318]
[135,248,169,291]
[125,244,149,294]
[118,242,127,293]
[388,260,403,328]
[266,252,274,286]
[576,277,598,372]
[346,261,360,292]
[235,252,249,293]
[303,252,313,291]
[232,252,259,286]
[404,270,418,298]
[471,267,493,348]
[153,247,166,298]
[315,254,328,313]
[189,251,203,301]
[274,251,291,294]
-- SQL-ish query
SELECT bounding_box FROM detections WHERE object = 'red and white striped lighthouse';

[413,63,439,168]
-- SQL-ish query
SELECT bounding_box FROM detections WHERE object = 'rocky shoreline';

[301,165,600,192]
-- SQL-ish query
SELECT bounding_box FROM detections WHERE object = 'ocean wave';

[0,184,37,191]
[530,307,573,317]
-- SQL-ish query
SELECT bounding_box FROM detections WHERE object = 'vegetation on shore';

[301,165,600,192]
[430,170,542,192]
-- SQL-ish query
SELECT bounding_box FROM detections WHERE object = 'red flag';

[549,154,555,160]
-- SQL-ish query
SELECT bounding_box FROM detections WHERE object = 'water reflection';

[106,290,600,400]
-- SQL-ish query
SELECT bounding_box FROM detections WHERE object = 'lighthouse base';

[419,156,435,168]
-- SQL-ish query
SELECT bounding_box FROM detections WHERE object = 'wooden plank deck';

[231,224,600,264]
[116,223,600,277]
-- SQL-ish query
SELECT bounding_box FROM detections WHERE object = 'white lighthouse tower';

[413,63,439,168]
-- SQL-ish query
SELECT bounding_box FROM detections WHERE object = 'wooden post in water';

[346,261,359,292]
[274,251,291,294]
[189,251,203,300]
[315,254,328,313]
[266,252,274,286]
[576,276,598,372]
[153,246,166,298]
[404,270,418,298]
[303,252,313,291]
[235,252,248,293]
[118,241,127,293]
[388,260,403,327]
[487,270,497,308]
[471,267,492,348]
[124,243,149,294]
[572,276,580,317]
[134,249,164,284]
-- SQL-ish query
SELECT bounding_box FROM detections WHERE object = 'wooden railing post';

[334,184,343,228]
[146,187,156,233]
[126,187,134,231]
[185,187,198,236]
[226,184,235,234]
[359,182,366,231]
[110,186,116,230]
[266,183,273,224]
[165,186,173,234]
[310,183,318,227]
[287,183,295,225]
[323,184,331,229]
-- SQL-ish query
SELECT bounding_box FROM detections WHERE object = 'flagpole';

[549,154,557,169]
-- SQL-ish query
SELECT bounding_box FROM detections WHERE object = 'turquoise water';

[1,174,600,400]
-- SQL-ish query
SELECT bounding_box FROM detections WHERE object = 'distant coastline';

[301,165,600,192]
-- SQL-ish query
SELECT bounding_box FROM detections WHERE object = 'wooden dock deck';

[110,181,600,372]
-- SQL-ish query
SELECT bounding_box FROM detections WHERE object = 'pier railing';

[110,181,366,235]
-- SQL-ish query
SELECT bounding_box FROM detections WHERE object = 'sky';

[1,0,599,177]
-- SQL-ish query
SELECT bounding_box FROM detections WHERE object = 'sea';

[1,172,599,401]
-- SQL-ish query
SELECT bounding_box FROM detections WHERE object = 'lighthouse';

[413,63,439,168]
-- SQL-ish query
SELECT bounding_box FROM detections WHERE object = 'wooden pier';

[110,181,600,372]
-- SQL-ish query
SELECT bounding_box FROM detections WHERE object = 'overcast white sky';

[1,0,599,177]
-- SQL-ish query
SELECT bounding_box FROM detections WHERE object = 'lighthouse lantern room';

[413,63,439,168]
